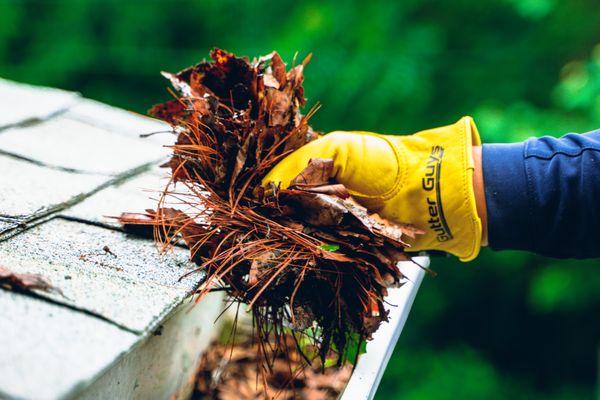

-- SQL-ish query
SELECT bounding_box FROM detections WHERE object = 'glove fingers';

[262,131,401,199]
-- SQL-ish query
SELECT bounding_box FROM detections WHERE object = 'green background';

[1,0,598,398]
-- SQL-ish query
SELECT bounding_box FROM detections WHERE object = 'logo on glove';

[422,146,453,242]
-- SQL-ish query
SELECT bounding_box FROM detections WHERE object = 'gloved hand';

[263,117,483,261]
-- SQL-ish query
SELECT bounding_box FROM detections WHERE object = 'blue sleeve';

[482,130,600,258]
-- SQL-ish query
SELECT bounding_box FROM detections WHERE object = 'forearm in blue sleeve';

[482,130,600,258]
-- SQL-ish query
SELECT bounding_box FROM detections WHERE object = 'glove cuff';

[385,117,482,261]
[453,116,482,261]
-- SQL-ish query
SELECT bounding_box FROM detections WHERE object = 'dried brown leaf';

[271,52,287,87]
[263,73,280,89]
[281,190,347,226]
[0,265,62,295]
[265,88,292,126]
[290,158,333,187]
[303,184,350,199]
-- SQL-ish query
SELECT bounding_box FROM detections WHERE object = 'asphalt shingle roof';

[0,78,215,400]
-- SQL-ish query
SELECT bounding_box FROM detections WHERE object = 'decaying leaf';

[290,158,333,187]
[0,265,62,295]
[281,190,348,226]
[302,183,350,198]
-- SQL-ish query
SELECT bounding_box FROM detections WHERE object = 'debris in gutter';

[192,332,352,400]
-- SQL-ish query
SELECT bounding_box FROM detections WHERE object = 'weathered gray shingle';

[0,116,168,175]
[0,218,203,332]
[0,79,222,400]
[62,167,167,228]
[65,97,174,147]
[0,78,79,129]
[0,217,20,235]
[0,290,138,400]
[0,154,107,219]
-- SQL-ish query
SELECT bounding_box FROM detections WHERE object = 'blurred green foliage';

[0,0,598,398]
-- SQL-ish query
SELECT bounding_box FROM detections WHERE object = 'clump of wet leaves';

[120,48,420,368]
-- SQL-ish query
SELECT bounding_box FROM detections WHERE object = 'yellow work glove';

[263,117,482,261]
